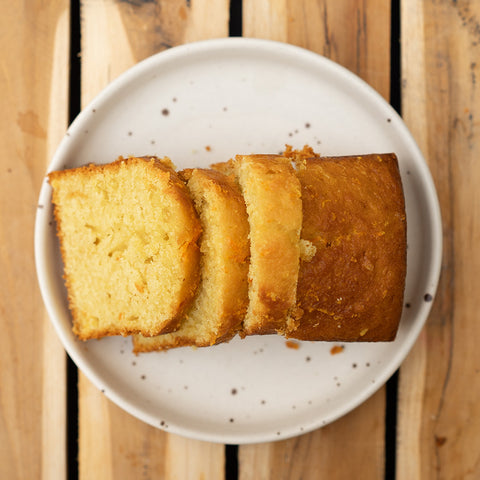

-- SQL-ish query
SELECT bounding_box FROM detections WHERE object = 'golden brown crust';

[286,153,406,342]
[49,156,201,340]
[210,158,235,176]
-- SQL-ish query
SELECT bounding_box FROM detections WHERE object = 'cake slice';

[286,153,407,341]
[215,155,303,336]
[48,156,202,340]
[133,168,250,352]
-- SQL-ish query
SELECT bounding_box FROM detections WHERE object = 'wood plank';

[78,1,229,478]
[239,391,385,480]
[240,1,391,478]
[0,1,70,479]
[397,1,480,478]
[243,0,391,99]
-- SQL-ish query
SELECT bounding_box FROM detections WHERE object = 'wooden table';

[2,1,478,478]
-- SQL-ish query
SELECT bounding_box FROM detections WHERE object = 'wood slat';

[78,1,229,478]
[243,0,391,99]
[397,1,480,478]
[240,1,391,478]
[239,391,385,480]
[0,1,70,479]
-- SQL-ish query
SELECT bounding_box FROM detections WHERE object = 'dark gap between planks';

[385,1,402,480]
[67,0,81,479]
[229,0,243,37]
[225,445,239,480]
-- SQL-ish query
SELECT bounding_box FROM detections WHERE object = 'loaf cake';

[214,155,303,336]
[48,156,202,340]
[286,153,407,342]
[133,167,250,352]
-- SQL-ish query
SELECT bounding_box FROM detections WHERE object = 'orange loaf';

[286,153,407,342]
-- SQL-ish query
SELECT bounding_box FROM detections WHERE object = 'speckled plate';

[35,38,442,444]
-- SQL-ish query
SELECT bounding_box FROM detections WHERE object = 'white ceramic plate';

[35,38,442,444]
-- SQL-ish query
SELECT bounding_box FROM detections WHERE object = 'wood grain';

[239,390,385,480]
[243,0,391,99]
[78,1,228,478]
[398,1,480,478]
[0,1,69,479]
[240,1,391,478]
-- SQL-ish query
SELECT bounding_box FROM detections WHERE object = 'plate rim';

[35,37,443,444]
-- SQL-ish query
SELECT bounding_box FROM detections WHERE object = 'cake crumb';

[330,345,344,355]
[285,340,300,350]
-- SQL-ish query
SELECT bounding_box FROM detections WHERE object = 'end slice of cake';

[286,153,407,342]
[48,156,202,340]
[133,167,250,352]
[220,154,303,336]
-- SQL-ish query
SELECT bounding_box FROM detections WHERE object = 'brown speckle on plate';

[162,108,170,116]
